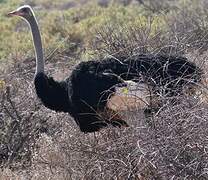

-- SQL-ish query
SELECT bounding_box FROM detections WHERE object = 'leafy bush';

[1,0,208,179]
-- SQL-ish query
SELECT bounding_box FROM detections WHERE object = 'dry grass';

[1,0,208,179]
[1,49,208,179]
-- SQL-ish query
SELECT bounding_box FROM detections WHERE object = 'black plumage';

[34,54,202,133]
[9,6,202,133]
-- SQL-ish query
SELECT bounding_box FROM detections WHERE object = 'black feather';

[34,72,72,113]
[34,54,202,133]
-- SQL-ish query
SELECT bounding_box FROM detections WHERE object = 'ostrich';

[8,5,202,133]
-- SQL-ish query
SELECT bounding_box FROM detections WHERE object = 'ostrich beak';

[7,10,23,17]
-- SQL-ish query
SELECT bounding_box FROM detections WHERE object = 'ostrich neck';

[28,16,44,75]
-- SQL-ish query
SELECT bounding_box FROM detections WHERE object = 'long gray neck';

[27,16,44,75]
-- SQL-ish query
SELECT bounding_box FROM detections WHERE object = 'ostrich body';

[8,5,202,133]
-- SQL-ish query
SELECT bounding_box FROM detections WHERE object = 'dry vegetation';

[1,0,208,179]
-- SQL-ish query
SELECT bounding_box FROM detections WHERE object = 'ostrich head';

[8,5,34,22]
[8,5,44,74]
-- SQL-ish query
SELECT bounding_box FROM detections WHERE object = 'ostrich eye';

[22,8,32,16]
[22,8,30,14]
[22,8,28,13]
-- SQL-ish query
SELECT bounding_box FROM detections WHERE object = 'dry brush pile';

[1,0,208,179]
[1,56,208,179]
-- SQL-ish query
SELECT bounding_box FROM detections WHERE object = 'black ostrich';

[8,5,202,133]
